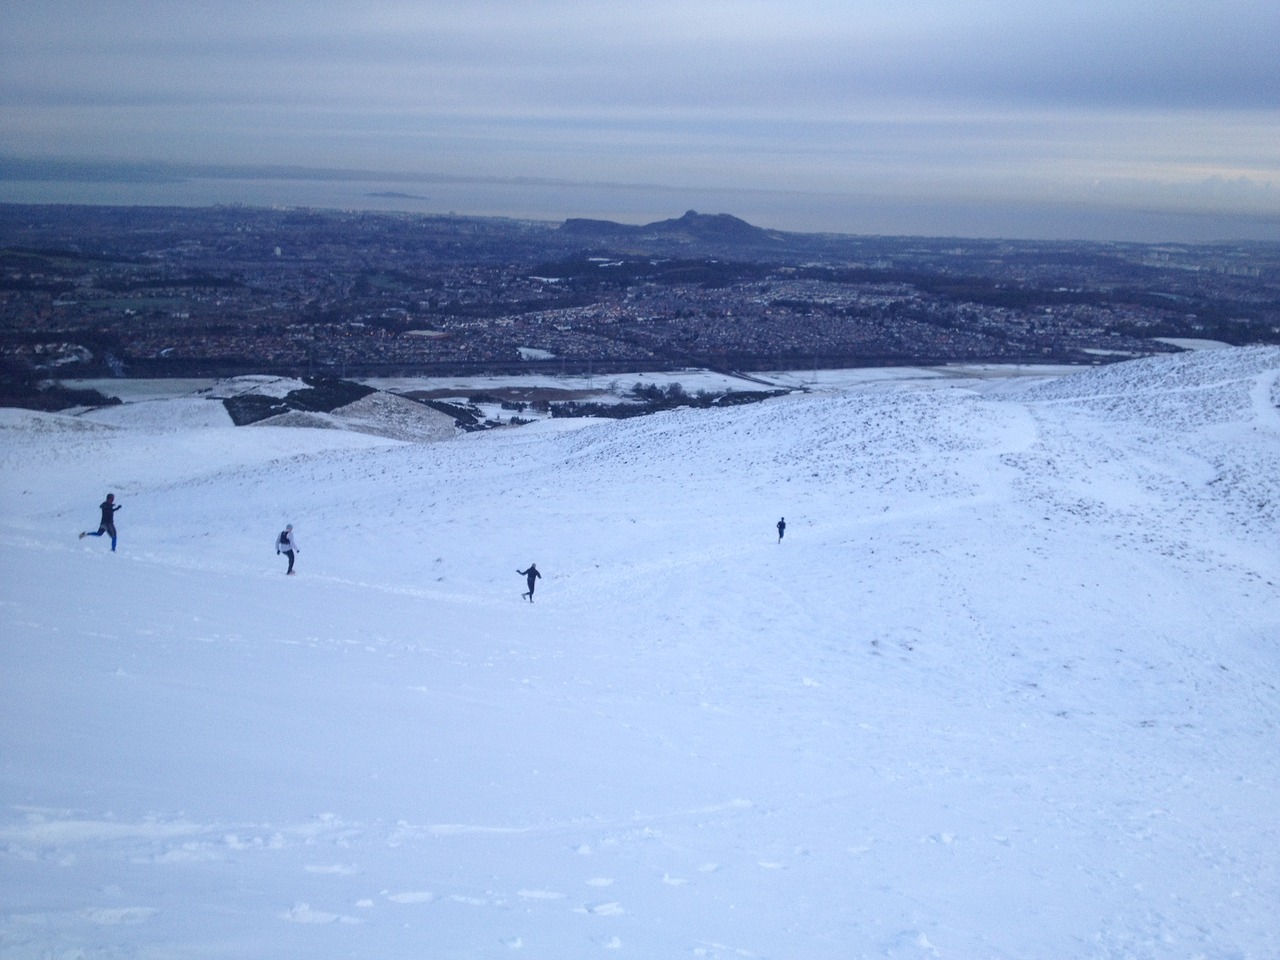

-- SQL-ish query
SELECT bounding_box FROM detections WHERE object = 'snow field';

[2,347,1280,959]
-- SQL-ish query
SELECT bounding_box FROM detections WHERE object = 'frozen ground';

[65,361,1079,408]
[4,349,1280,959]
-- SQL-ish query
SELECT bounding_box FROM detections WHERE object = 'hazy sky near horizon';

[2,0,1278,232]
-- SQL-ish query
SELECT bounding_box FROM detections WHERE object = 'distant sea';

[1,171,1276,244]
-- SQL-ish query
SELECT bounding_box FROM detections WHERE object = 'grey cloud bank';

[1,0,1277,240]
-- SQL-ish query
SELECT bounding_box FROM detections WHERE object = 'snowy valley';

[2,348,1278,959]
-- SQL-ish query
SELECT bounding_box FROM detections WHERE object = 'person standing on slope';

[276,524,299,575]
[79,493,121,552]
[518,563,541,602]
[777,517,786,543]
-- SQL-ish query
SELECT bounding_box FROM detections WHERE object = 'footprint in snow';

[279,902,361,925]
[305,863,359,875]
[78,907,157,925]
[884,930,940,956]
[387,891,435,904]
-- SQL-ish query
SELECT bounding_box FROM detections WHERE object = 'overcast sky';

[1,0,1277,236]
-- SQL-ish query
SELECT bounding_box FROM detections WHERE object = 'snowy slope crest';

[1009,346,1280,542]
[255,390,457,442]
[1019,344,1280,428]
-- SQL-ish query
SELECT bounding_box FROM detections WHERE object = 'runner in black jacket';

[518,563,541,602]
[80,493,121,552]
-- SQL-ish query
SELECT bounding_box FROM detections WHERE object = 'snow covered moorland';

[2,348,1278,959]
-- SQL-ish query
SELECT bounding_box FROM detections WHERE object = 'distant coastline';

[368,191,433,202]
[2,157,1278,243]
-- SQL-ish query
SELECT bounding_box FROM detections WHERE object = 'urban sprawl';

[3,204,1278,381]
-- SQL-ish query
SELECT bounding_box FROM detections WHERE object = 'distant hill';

[561,209,780,245]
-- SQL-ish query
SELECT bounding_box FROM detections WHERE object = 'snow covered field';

[3,348,1279,959]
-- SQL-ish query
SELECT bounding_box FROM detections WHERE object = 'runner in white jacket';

[276,524,299,575]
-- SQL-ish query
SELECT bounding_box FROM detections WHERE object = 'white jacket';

[276,530,298,553]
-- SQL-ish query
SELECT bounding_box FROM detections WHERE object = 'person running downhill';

[80,493,121,552]
[276,524,299,575]
[777,517,786,543]
[518,563,541,602]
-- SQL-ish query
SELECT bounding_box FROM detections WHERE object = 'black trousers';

[88,522,118,550]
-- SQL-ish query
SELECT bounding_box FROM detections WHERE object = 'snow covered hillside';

[2,348,1278,960]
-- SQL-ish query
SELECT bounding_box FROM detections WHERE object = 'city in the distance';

[2,202,1278,411]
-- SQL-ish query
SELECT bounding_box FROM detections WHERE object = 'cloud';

[5,0,1277,112]
[0,0,1277,228]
